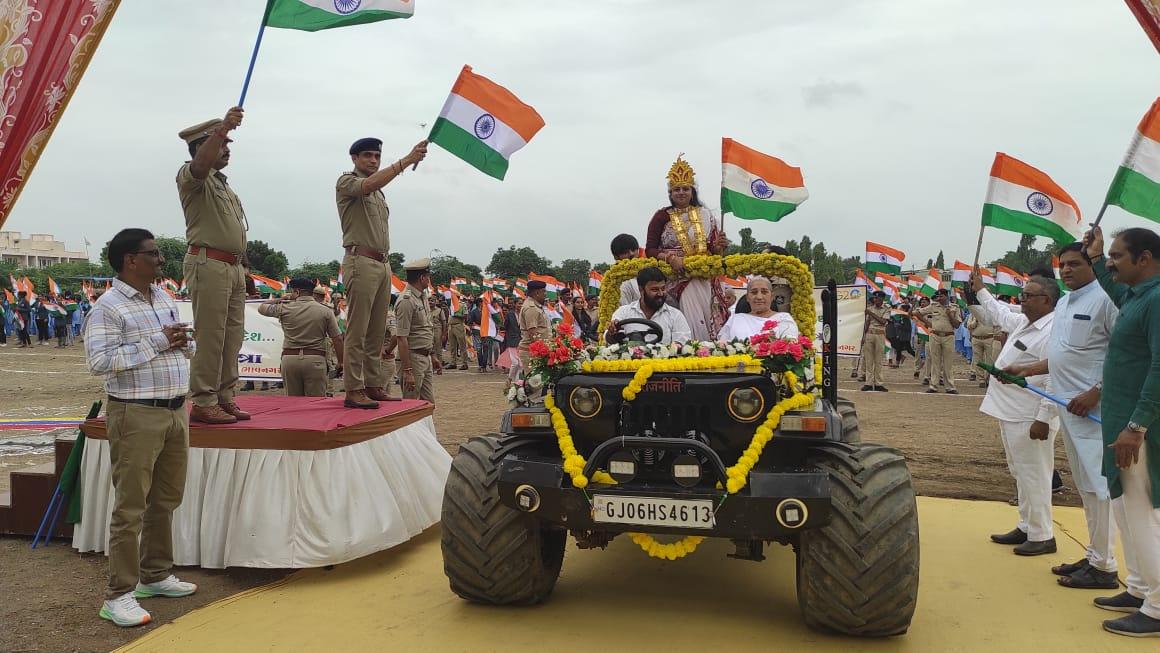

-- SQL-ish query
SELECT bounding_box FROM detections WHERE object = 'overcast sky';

[8,0,1160,272]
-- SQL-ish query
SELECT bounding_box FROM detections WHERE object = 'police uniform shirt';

[866,305,891,333]
[967,314,996,338]
[918,303,961,333]
[432,305,448,336]
[395,286,434,350]
[177,163,247,254]
[518,297,550,349]
[258,296,340,350]
[336,171,389,252]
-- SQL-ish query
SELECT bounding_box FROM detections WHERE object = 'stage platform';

[113,497,1152,653]
[73,396,451,569]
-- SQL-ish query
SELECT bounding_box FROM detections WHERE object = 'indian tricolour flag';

[390,274,406,296]
[429,65,545,180]
[588,270,603,293]
[1051,255,1069,294]
[994,265,1026,296]
[907,274,925,293]
[920,268,942,297]
[264,0,414,32]
[865,241,905,275]
[951,261,972,288]
[1106,97,1160,224]
[980,268,996,292]
[853,269,880,291]
[529,272,563,300]
[982,153,1082,245]
[720,138,808,221]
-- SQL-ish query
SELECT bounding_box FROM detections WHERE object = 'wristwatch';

[1127,421,1148,433]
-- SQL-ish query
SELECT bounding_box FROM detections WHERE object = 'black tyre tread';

[835,396,861,444]
[797,443,919,637]
[441,435,565,605]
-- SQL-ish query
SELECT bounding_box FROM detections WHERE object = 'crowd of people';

[0,291,92,348]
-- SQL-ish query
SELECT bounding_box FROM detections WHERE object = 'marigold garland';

[596,253,816,337]
[545,362,817,560]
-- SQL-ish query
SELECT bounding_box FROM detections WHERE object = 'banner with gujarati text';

[177,301,286,381]
[0,1,121,229]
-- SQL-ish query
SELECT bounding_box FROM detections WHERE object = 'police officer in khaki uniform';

[336,136,427,409]
[258,278,344,396]
[379,299,402,400]
[914,288,962,394]
[967,312,998,387]
[448,297,469,370]
[395,259,436,403]
[177,108,250,424]
[517,280,551,370]
[862,290,891,392]
[313,285,340,395]
[430,294,448,366]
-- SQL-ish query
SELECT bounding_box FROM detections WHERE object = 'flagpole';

[237,2,274,107]
[972,223,986,268]
[1091,201,1109,228]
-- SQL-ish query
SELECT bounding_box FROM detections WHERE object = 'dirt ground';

[0,345,1082,653]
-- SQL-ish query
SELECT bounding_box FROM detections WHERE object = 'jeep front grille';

[631,402,711,437]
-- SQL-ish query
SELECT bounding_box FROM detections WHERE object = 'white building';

[0,231,89,268]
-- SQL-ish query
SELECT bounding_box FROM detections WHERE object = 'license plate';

[591,495,715,529]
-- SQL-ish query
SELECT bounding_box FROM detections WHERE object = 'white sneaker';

[99,592,152,627]
[134,574,198,598]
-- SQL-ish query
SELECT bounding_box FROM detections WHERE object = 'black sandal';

[1052,558,1088,577]
[1058,565,1119,589]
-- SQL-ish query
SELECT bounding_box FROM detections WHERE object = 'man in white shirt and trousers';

[606,266,692,345]
[970,270,1059,555]
[1003,244,1119,587]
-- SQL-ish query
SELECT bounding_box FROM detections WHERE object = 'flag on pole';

[874,271,901,288]
[528,272,563,300]
[853,269,880,291]
[47,276,61,296]
[1051,255,1069,294]
[1105,97,1160,224]
[951,261,973,288]
[865,241,905,275]
[3,288,14,303]
[428,65,545,180]
[263,0,414,32]
[390,274,406,295]
[720,138,808,221]
[480,291,499,339]
[982,153,1082,245]
[980,267,997,292]
[920,268,942,297]
[588,270,603,293]
[994,264,1026,296]
[907,274,925,294]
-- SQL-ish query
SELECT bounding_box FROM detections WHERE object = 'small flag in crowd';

[907,274,925,293]
[480,291,499,338]
[428,65,545,180]
[1051,255,1069,294]
[920,268,942,297]
[1106,97,1160,224]
[865,241,905,275]
[390,274,406,295]
[994,264,1026,296]
[979,267,996,292]
[47,276,61,296]
[720,138,808,222]
[853,269,881,292]
[588,270,603,292]
[982,153,1082,245]
[263,0,414,32]
[951,261,973,288]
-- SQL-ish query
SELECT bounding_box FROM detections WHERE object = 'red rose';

[571,338,583,349]
[788,342,804,360]
[529,341,550,357]
[770,340,790,355]
[763,319,779,330]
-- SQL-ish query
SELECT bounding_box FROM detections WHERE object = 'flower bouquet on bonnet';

[747,318,816,377]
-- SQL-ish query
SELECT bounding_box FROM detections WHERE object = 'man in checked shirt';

[84,229,198,628]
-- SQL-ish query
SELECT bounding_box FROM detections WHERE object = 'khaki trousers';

[282,354,328,396]
[382,353,400,393]
[928,333,957,391]
[448,322,468,367]
[971,337,995,372]
[105,401,189,599]
[342,253,390,392]
[403,350,435,403]
[863,332,885,385]
[184,255,245,407]
[915,340,928,379]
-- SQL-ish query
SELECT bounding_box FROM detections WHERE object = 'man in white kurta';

[1007,246,1120,587]
[971,272,1059,555]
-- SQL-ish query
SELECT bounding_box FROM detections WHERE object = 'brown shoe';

[365,387,402,402]
[191,404,238,424]
[343,390,379,409]
[219,402,251,420]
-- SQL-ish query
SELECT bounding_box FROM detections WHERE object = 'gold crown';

[666,154,695,189]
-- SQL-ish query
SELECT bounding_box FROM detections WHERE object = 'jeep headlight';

[728,387,765,422]
[568,387,602,419]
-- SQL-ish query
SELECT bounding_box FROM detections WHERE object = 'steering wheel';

[608,318,664,345]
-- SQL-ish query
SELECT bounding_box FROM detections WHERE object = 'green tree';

[246,240,289,278]
[991,234,1053,274]
[798,236,813,266]
[100,235,186,281]
[388,252,406,272]
[430,255,482,286]
[486,245,552,279]
[554,258,592,285]
[934,250,945,269]
[287,260,341,283]
[725,227,770,255]
[592,262,611,274]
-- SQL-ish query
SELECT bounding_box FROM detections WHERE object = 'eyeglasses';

[131,249,161,258]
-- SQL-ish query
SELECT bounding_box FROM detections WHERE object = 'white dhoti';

[1114,446,1160,620]
[1058,412,1117,572]
[999,419,1056,541]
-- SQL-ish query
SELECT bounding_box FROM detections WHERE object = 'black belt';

[108,395,186,410]
[411,347,432,355]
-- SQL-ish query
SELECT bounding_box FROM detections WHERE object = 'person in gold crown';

[645,155,730,340]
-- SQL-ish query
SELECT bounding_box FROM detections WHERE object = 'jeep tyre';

[442,435,566,605]
[836,396,861,444]
[796,443,919,636]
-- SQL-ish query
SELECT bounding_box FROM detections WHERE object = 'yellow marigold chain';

[543,367,816,560]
